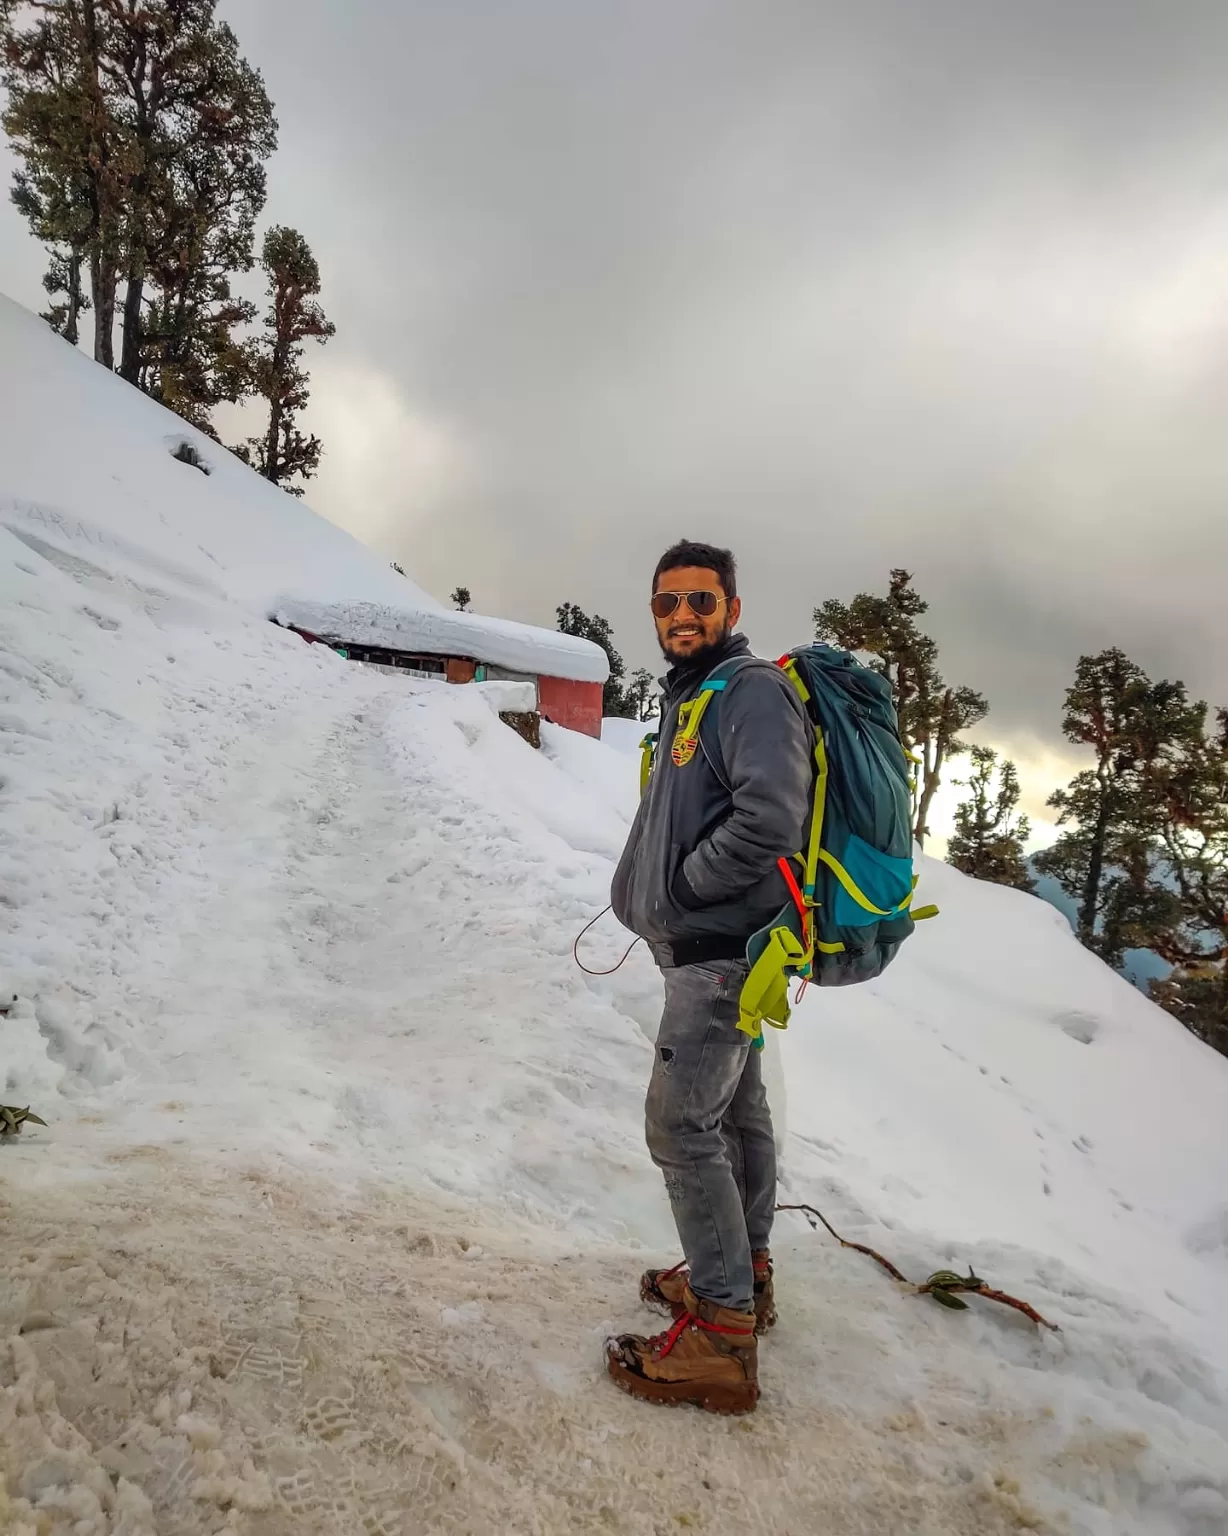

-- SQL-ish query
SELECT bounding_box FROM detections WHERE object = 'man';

[606,540,813,1415]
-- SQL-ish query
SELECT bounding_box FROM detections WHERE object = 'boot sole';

[606,1354,759,1415]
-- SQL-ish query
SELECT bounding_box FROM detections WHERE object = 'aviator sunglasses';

[650,589,727,620]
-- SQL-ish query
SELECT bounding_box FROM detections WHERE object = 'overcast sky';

[4,0,1227,842]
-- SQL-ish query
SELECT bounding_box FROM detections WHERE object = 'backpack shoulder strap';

[695,654,784,792]
[639,658,746,796]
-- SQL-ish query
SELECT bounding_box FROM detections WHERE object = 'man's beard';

[659,622,734,671]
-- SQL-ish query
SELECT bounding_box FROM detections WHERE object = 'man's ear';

[728,596,743,628]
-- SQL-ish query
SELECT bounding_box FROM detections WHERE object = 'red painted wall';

[537,675,603,738]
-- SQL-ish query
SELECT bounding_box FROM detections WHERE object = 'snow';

[601,714,655,753]
[2,290,1228,1535]
[474,679,537,713]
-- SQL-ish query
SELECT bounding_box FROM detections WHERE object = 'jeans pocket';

[689,958,730,982]
[709,960,751,1040]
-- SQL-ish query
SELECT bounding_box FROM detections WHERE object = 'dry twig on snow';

[776,1202,1060,1332]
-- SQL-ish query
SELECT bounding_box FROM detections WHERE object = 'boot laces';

[647,1308,755,1360]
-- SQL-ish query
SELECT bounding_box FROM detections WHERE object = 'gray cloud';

[6,0,1228,766]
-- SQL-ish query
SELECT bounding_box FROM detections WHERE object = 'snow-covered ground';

[3,293,1228,1536]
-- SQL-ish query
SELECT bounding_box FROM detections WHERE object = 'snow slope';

[0,294,605,683]
[3,292,1228,1536]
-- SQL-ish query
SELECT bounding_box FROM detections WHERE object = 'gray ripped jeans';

[645,958,777,1314]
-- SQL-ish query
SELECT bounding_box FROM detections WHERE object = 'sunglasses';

[650,589,727,620]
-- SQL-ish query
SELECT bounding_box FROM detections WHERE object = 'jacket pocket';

[670,843,705,911]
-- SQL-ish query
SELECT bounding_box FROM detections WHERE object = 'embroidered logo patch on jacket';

[671,730,699,768]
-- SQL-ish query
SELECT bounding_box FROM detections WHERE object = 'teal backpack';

[643,644,937,1041]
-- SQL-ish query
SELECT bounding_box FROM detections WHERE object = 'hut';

[272,597,609,738]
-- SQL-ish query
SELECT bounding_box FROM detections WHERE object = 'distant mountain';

[1029,865,1171,991]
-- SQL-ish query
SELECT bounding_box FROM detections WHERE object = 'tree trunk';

[914,782,934,848]
[119,270,145,383]
[915,750,946,848]
[91,251,116,368]
[913,726,947,847]
[64,250,84,347]
[1077,778,1111,944]
[81,0,116,368]
[263,394,282,484]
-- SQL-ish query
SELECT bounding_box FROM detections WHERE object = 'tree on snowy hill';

[123,28,275,429]
[233,226,334,495]
[451,586,472,611]
[1034,650,1205,966]
[1,0,277,405]
[101,3,277,396]
[1142,705,1228,1057]
[814,569,988,847]
[627,667,657,722]
[947,746,1035,892]
[2,0,127,363]
[36,244,92,344]
[556,603,632,717]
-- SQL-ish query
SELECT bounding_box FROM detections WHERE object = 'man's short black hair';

[652,540,737,600]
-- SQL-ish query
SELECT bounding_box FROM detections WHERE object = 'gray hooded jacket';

[611,634,813,966]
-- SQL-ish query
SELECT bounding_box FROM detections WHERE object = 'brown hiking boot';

[606,1284,759,1414]
[640,1251,776,1335]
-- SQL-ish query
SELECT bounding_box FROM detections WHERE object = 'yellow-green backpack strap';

[803,733,829,902]
[737,925,808,1040]
[639,733,659,796]
[780,659,828,906]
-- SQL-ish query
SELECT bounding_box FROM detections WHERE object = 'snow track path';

[4,653,1228,1534]
[2,1155,1139,1536]
[3,678,1068,1535]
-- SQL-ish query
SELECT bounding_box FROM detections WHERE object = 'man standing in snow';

[606,540,812,1414]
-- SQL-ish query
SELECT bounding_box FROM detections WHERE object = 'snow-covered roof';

[272,597,609,684]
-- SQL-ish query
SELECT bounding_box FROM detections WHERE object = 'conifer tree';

[1033,650,1205,964]
[947,746,1034,891]
[235,226,334,495]
[92,1,276,390]
[815,570,987,845]
[3,0,274,410]
[2,0,128,364]
[451,586,472,611]
[134,35,275,425]
[627,667,657,722]
[36,244,91,343]
[557,603,631,716]
[1144,705,1228,1056]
